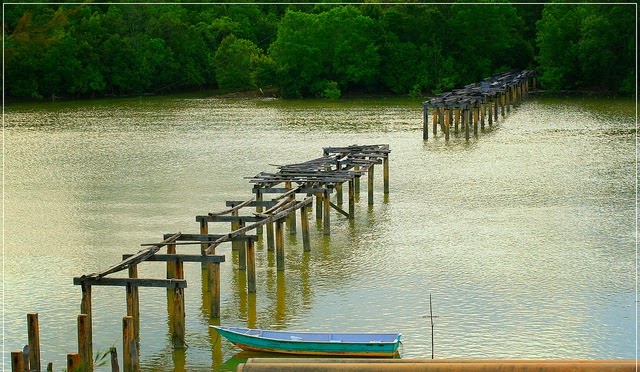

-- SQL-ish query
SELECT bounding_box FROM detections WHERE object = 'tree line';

[4,3,636,100]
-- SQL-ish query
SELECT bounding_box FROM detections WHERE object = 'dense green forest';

[4,3,636,100]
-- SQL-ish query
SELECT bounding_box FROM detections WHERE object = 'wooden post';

[110,347,120,372]
[238,221,246,270]
[285,182,296,235]
[11,350,25,372]
[444,109,450,140]
[488,98,493,126]
[247,239,256,293]
[354,166,361,194]
[473,103,479,137]
[422,105,428,140]
[336,182,343,205]
[367,165,374,205]
[231,210,240,251]
[123,316,139,372]
[127,266,140,342]
[300,204,311,252]
[454,108,460,133]
[383,155,389,195]
[255,189,263,235]
[480,103,485,129]
[315,193,322,220]
[172,261,185,348]
[501,93,506,117]
[323,190,331,235]
[266,219,275,251]
[432,109,438,136]
[66,353,80,372]
[506,87,511,113]
[78,314,92,371]
[199,220,209,254]
[80,283,92,367]
[276,219,285,271]
[437,108,445,134]
[27,313,41,372]
[494,96,499,121]
[167,243,176,279]
[208,262,221,318]
[464,108,471,140]
[348,179,355,218]
[444,109,450,136]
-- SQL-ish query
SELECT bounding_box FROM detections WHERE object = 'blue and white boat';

[211,326,402,357]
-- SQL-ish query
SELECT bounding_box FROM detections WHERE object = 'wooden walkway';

[422,70,536,140]
[14,144,391,371]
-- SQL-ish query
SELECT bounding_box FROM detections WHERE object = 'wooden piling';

[110,347,120,372]
[323,190,331,235]
[285,182,296,235]
[354,166,361,194]
[488,98,493,126]
[383,156,389,195]
[238,220,247,271]
[77,314,92,371]
[231,210,240,251]
[27,313,41,372]
[11,350,25,372]
[266,219,275,251]
[255,190,263,235]
[315,193,322,220]
[464,108,471,140]
[199,220,209,254]
[367,165,374,205]
[454,108,460,133]
[300,204,311,252]
[348,179,355,218]
[480,103,485,129]
[123,316,139,372]
[80,283,92,367]
[126,265,140,342]
[336,182,343,205]
[473,103,479,137]
[172,261,186,348]
[66,353,80,372]
[246,239,256,293]
[208,261,221,318]
[276,218,285,271]
[432,109,438,136]
[422,104,428,140]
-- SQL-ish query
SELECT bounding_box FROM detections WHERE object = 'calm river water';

[3,95,636,370]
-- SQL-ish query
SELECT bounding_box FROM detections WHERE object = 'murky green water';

[3,95,636,370]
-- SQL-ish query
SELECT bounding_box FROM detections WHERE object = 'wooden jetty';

[13,144,389,372]
[422,70,536,140]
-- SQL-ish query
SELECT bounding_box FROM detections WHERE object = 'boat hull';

[212,326,401,357]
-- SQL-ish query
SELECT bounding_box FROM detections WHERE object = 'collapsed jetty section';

[15,144,392,371]
[422,70,536,140]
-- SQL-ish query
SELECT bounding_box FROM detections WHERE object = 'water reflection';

[3,96,635,370]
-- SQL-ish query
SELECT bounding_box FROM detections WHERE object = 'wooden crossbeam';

[204,197,313,255]
[162,233,258,241]
[73,277,187,288]
[122,254,225,263]
[80,233,181,279]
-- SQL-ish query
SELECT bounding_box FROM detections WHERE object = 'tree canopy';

[3,3,635,100]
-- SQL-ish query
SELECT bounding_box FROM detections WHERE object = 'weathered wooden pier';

[422,70,536,140]
[13,144,390,372]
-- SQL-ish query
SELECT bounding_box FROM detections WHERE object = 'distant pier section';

[422,70,536,140]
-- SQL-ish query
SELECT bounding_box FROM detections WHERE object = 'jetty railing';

[422,70,536,140]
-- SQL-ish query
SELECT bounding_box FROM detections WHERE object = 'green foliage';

[3,3,635,100]
[213,35,265,90]
[536,4,635,93]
